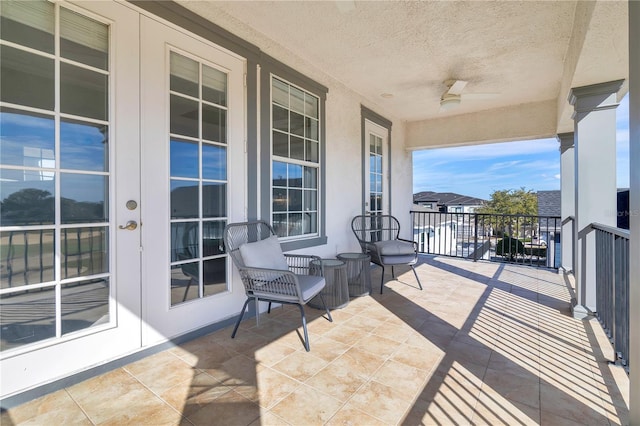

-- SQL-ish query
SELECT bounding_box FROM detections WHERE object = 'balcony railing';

[592,222,630,370]
[411,211,562,269]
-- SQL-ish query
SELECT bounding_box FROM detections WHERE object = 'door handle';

[118,220,138,231]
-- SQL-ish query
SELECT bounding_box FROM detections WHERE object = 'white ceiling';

[177,0,628,145]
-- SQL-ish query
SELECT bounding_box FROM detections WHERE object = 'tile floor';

[1,256,630,425]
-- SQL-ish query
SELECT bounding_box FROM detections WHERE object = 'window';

[270,77,320,238]
[168,51,228,306]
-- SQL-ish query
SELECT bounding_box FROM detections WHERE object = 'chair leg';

[255,296,260,326]
[267,301,272,314]
[231,298,251,338]
[380,265,385,294]
[391,265,396,279]
[298,304,310,352]
[411,265,423,290]
[318,293,333,322]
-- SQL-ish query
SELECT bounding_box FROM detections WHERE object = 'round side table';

[308,258,349,309]
[337,253,372,297]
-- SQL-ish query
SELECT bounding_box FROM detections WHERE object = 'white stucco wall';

[178,4,414,258]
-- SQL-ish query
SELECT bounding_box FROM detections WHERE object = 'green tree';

[477,187,538,238]
[477,187,538,216]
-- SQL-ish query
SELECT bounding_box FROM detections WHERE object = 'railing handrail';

[561,216,575,226]
[590,222,631,239]
[410,210,561,220]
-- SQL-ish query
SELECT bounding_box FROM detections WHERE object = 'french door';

[0,2,246,397]
[0,1,141,397]
[139,16,246,344]
[364,119,389,215]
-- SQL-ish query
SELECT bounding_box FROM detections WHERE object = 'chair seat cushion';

[298,274,326,301]
[373,240,415,255]
[239,235,289,270]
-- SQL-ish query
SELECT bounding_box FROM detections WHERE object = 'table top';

[311,258,345,268]
[337,252,370,261]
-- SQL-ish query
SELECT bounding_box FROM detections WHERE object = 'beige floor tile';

[372,359,429,399]
[370,320,413,343]
[391,342,444,371]
[186,389,261,426]
[325,403,388,426]
[354,333,399,358]
[250,341,297,367]
[248,410,292,426]
[341,313,383,333]
[539,382,611,425]
[305,360,366,402]
[480,368,540,409]
[234,366,301,409]
[125,353,197,395]
[472,393,540,426]
[271,350,329,382]
[2,389,91,425]
[323,325,366,347]
[303,335,351,362]
[201,353,258,389]
[347,381,413,424]
[159,371,232,417]
[331,347,386,381]
[269,384,343,425]
[68,368,183,425]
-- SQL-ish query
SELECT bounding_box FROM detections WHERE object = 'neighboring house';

[412,205,457,256]
[413,191,487,213]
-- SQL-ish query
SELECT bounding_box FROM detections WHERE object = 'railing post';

[473,214,478,262]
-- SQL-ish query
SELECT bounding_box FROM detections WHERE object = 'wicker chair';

[223,220,332,351]
[351,214,423,294]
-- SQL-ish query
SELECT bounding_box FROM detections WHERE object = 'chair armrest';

[238,266,301,299]
[284,254,321,275]
[398,238,419,252]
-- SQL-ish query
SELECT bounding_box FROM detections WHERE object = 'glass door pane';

[0,1,112,352]
[169,51,228,306]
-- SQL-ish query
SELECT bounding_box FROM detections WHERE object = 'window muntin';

[0,1,111,352]
[169,51,229,306]
[369,133,383,215]
[271,77,319,238]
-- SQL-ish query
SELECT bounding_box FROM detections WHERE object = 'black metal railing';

[411,211,562,268]
[592,223,630,370]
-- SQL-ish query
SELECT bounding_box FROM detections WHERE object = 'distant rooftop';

[537,190,561,216]
[414,191,487,206]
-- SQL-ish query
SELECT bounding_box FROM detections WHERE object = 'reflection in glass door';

[0,1,112,351]
[168,51,229,306]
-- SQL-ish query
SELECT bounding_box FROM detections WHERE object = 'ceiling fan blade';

[447,80,468,95]
[461,93,500,100]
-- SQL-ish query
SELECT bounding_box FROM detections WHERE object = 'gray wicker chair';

[351,214,423,294]
[223,220,332,351]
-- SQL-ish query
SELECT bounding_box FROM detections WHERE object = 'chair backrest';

[224,221,276,269]
[351,215,401,246]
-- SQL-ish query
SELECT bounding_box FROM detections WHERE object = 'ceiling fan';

[439,79,499,111]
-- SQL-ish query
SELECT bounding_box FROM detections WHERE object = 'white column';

[569,80,623,318]
[628,1,639,423]
[558,132,575,273]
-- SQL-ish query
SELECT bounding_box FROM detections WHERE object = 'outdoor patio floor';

[1,256,630,425]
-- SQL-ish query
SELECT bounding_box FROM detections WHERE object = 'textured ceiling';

[176,0,627,143]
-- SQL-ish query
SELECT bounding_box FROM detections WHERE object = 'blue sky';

[413,95,630,201]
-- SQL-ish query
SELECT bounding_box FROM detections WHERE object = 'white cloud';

[554,174,561,179]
